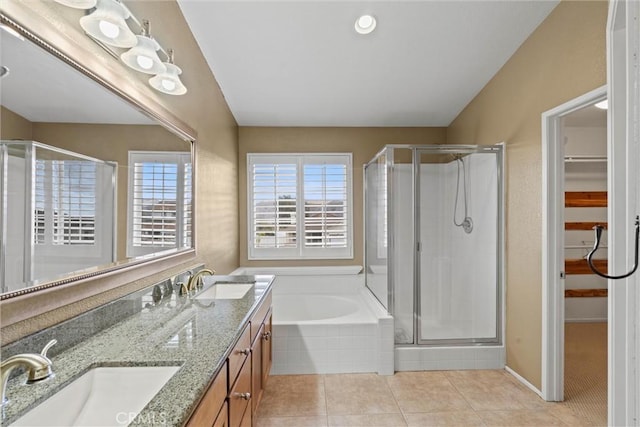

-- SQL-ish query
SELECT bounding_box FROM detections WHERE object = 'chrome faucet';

[186,268,215,292]
[1,339,57,407]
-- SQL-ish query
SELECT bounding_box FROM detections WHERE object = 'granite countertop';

[1,274,274,426]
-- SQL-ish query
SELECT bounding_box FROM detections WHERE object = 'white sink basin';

[11,366,180,426]
[195,283,253,300]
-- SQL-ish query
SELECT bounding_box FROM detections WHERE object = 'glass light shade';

[53,0,97,9]
[79,0,136,48]
[121,35,166,75]
[149,63,187,95]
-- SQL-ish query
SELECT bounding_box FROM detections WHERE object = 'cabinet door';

[261,310,272,384]
[213,402,228,427]
[251,322,264,415]
[240,403,252,427]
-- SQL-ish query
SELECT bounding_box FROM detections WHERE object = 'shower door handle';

[586,215,640,279]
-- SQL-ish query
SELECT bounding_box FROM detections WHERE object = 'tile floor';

[256,370,596,426]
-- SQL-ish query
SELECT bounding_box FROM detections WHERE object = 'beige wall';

[447,0,607,389]
[1,0,238,342]
[238,127,446,267]
[1,106,33,140]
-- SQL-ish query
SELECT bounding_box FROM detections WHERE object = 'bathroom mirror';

[0,14,195,298]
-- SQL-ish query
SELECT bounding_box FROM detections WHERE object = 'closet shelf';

[565,288,608,298]
[565,258,608,275]
[565,191,607,207]
[565,221,607,230]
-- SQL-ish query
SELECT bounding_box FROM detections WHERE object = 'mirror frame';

[0,5,197,327]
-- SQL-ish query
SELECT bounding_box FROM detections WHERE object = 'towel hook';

[586,215,640,279]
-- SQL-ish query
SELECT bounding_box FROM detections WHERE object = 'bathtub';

[232,266,394,375]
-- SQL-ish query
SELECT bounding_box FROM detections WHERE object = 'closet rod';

[564,155,607,163]
[566,244,608,250]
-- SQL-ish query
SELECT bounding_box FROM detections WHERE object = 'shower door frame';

[412,144,505,347]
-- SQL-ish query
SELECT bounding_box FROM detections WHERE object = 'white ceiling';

[564,104,607,128]
[0,29,154,125]
[178,0,559,127]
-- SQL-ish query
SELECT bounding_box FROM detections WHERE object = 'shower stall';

[364,144,504,370]
[1,141,116,293]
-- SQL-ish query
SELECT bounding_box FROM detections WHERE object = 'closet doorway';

[541,85,607,421]
[562,100,608,426]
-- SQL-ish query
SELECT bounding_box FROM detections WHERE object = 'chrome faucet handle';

[41,339,57,359]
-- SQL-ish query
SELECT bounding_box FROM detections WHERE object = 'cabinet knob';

[239,348,251,356]
[235,392,251,401]
[262,331,271,341]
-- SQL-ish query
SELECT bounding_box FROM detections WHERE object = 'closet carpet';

[564,322,607,426]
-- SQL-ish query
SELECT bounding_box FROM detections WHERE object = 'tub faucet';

[186,268,215,292]
[1,339,56,407]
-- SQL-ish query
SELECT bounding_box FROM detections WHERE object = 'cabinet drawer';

[229,358,251,427]
[228,324,251,384]
[186,362,228,427]
[250,291,272,343]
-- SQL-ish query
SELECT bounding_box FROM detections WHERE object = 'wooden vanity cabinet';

[213,403,228,427]
[252,308,272,413]
[229,324,252,427]
[186,362,228,427]
[186,289,272,427]
[250,290,272,417]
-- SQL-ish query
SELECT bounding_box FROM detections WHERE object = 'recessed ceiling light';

[355,14,376,35]
[595,100,608,110]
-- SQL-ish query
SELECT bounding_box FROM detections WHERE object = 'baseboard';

[505,366,542,397]
[565,317,607,323]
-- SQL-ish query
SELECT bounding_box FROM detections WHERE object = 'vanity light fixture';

[121,20,166,75]
[595,100,608,110]
[79,0,137,48]
[355,14,377,35]
[54,0,187,95]
[53,0,97,10]
[149,50,187,95]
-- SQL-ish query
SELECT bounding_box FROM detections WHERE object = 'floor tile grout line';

[322,374,329,425]
[384,376,409,426]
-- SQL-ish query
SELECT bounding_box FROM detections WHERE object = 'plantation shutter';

[248,153,352,260]
[127,152,191,257]
[303,162,348,249]
[131,161,178,248]
[251,161,298,250]
[182,162,193,248]
[34,160,96,245]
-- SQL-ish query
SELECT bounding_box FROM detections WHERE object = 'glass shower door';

[417,147,502,345]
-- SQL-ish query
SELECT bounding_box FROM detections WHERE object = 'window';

[127,151,192,257]
[34,159,97,246]
[247,153,353,259]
